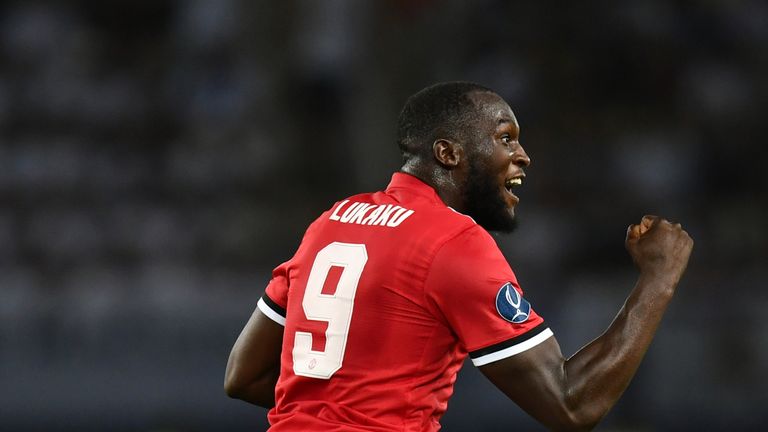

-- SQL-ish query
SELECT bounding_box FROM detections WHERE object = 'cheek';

[470,142,508,179]
[471,140,495,158]
[491,147,511,172]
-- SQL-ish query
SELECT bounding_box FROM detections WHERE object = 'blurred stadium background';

[1,1,767,430]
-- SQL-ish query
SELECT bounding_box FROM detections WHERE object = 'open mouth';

[503,177,523,203]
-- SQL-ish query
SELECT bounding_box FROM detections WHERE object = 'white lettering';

[387,209,414,227]
[329,201,415,228]
[329,200,350,221]
[348,203,374,224]
[339,202,363,223]
[362,206,384,225]
[373,205,398,226]
[385,207,407,226]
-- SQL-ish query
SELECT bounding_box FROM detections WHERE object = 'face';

[462,92,530,232]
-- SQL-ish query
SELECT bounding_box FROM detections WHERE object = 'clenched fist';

[626,215,694,287]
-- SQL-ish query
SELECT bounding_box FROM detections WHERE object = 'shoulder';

[405,201,480,236]
[425,223,517,294]
[435,223,505,266]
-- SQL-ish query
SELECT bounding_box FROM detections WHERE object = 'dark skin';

[225,308,282,407]
[225,90,694,431]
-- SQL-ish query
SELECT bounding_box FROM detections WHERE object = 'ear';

[432,139,463,168]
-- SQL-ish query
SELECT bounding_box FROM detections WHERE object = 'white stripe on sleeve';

[471,328,554,367]
[257,297,286,326]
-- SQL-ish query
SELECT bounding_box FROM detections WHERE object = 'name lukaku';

[329,200,414,227]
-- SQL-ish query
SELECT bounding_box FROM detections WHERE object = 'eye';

[501,134,512,146]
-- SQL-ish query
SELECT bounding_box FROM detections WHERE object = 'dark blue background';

[1,1,766,430]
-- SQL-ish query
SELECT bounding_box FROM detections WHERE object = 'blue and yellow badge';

[495,282,531,323]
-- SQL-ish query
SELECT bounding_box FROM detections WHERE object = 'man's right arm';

[479,216,693,431]
[224,306,283,408]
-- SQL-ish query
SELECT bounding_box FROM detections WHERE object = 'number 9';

[293,242,368,379]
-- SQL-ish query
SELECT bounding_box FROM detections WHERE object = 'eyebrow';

[497,118,519,131]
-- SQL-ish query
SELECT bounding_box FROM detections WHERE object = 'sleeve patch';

[496,282,531,323]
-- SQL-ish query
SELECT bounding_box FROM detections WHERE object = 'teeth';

[505,178,522,187]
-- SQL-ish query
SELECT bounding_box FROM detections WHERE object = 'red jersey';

[258,172,552,431]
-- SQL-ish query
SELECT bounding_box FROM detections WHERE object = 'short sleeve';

[258,260,290,326]
[257,213,327,327]
[424,226,553,366]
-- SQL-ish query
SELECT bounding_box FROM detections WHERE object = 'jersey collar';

[386,172,445,205]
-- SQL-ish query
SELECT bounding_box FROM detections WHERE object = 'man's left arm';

[224,307,283,407]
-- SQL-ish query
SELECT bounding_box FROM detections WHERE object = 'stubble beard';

[463,159,518,233]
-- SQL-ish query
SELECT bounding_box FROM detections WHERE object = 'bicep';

[224,307,284,403]
[479,335,575,430]
[229,307,284,376]
[238,307,284,359]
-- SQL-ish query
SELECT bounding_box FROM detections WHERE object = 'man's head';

[397,82,492,161]
[397,82,530,232]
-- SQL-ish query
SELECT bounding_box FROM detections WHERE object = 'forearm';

[562,273,677,426]
[481,217,692,431]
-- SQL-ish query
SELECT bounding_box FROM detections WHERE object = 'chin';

[463,163,521,233]
[497,216,519,233]
[477,211,518,233]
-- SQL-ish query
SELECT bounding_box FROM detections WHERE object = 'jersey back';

[259,173,551,431]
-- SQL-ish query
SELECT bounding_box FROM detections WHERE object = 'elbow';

[224,366,248,399]
[554,413,600,432]
[224,374,242,399]
[547,410,599,432]
[224,366,278,408]
[551,393,606,432]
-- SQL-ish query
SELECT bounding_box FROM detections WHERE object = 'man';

[224,82,693,431]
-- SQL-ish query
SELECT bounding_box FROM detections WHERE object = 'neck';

[401,161,465,211]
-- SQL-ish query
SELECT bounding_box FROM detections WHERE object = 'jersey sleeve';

[257,211,328,326]
[424,226,553,367]
[258,260,289,326]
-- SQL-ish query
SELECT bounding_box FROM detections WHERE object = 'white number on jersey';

[293,242,368,379]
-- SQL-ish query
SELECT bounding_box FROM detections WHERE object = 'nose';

[513,143,531,167]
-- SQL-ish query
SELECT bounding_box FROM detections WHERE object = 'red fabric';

[264,172,545,431]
